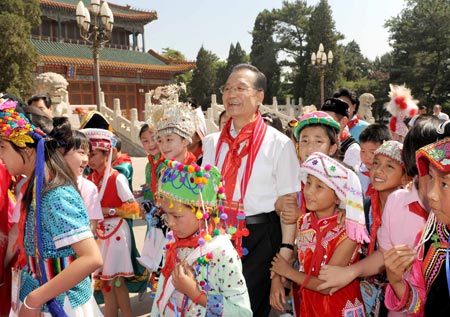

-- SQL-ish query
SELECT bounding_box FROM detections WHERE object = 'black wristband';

[280,243,294,250]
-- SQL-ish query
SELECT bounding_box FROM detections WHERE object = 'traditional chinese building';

[32,0,196,119]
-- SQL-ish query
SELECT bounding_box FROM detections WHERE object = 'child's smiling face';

[370,154,406,192]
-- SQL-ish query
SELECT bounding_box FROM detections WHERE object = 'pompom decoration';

[385,84,419,138]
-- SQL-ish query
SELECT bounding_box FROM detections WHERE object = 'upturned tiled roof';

[33,39,196,73]
[41,0,157,24]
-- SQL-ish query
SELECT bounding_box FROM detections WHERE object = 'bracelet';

[280,243,294,250]
[192,290,206,304]
[23,296,41,311]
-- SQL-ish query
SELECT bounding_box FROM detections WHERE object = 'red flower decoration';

[390,117,397,132]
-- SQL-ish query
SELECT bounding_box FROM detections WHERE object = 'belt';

[245,211,279,225]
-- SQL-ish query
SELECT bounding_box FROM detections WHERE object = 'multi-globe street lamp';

[311,43,333,105]
[76,0,114,110]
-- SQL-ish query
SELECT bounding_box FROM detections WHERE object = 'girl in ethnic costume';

[0,97,103,316]
[151,159,252,316]
[135,103,166,294]
[384,124,450,316]
[271,152,369,317]
[154,85,198,166]
[271,111,342,312]
[83,128,140,317]
[54,121,103,233]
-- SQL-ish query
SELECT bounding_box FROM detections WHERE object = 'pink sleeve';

[377,195,394,251]
[384,242,426,315]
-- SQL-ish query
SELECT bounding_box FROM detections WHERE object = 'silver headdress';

[152,84,197,143]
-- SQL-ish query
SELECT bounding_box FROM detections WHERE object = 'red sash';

[215,113,267,256]
[347,115,360,131]
[215,113,267,226]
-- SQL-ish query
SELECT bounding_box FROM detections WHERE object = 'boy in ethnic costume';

[151,159,252,316]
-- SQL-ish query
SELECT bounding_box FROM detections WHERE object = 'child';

[154,85,198,165]
[0,97,102,316]
[318,117,442,316]
[271,152,368,316]
[271,111,342,310]
[358,124,392,197]
[294,110,341,163]
[83,128,140,317]
[384,135,450,316]
[56,122,103,232]
[151,159,252,316]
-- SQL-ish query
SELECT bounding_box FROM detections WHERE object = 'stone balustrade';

[70,92,303,147]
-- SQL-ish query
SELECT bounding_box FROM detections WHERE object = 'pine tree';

[386,0,450,107]
[188,46,219,109]
[250,9,281,105]
[304,0,343,106]
[0,0,40,99]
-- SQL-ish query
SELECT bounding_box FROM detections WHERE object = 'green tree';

[250,9,281,105]
[303,0,343,106]
[188,46,219,109]
[385,0,450,108]
[0,0,40,99]
[215,43,249,103]
[160,47,192,86]
[161,47,187,61]
[272,0,312,100]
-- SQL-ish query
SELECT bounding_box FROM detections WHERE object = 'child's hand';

[270,273,286,312]
[271,253,294,278]
[171,262,199,299]
[275,193,301,224]
[317,264,356,295]
[384,245,415,287]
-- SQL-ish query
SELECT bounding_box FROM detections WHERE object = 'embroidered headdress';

[386,84,419,138]
[0,97,45,147]
[374,140,404,167]
[294,111,341,141]
[152,84,197,142]
[80,128,115,201]
[158,159,226,219]
[300,152,370,243]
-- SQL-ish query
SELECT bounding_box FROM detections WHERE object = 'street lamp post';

[76,0,114,110]
[311,43,333,105]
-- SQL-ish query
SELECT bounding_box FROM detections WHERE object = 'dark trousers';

[242,214,281,317]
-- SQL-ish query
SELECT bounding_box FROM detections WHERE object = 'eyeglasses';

[219,85,260,95]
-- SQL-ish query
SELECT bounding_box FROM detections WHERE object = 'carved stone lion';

[358,93,375,123]
[33,72,70,117]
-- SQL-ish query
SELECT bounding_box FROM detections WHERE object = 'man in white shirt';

[202,64,301,316]
[433,104,449,121]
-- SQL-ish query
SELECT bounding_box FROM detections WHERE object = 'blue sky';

[111,0,406,61]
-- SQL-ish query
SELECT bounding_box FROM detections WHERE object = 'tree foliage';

[250,9,281,105]
[189,46,220,109]
[0,0,40,99]
[386,0,450,107]
[303,0,343,106]
[161,47,187,61]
